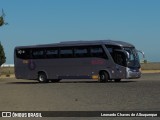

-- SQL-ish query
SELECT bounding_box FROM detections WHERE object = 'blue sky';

[0,0,160,63]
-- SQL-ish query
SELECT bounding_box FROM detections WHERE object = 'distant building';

[1,64,14,67]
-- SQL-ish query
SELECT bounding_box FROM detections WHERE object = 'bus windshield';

[124,47,140,68]
[106,45,140,68]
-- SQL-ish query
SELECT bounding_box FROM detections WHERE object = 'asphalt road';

[0,73,160,120]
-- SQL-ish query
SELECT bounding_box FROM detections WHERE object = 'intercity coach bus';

[14,40,144,83]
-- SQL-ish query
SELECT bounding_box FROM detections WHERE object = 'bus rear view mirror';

[137,50,145,59]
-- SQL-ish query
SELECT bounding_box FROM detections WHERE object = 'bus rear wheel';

[99,71,109,83]
[38,72,49,83]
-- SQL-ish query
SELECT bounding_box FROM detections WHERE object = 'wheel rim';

[101,74,105,80]
[39,74,45,82]
[99,72,108,82]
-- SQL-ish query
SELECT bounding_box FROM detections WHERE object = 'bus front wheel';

[38,72,49,83]
[99,71,109,83]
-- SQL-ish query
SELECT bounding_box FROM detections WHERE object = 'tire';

[99,71,109,83]
[38,72,49,83]
[114,79,121,82]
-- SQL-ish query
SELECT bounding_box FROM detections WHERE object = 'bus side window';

[60,48,73,58]
[90,46,108,59]
[106,45,121,60]
[46,48,58,58]
[32,48,45,59]
[113,51,126,66]
[74,47,89,58]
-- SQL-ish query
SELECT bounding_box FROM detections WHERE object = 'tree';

[0,9,8,27]
[0,42,6,66]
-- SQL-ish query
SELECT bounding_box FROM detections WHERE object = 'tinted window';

[90,46,107,58]
[74,47,89,57]
[106,45,121,54]
[16,48,30,59]
[60,48,73,58]
[106,45,123,62]
[46,48,58,58]
[32,48,45,59]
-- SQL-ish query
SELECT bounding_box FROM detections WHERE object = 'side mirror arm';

[137,50,145,59]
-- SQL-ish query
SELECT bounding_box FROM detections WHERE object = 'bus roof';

[15,40,135,49]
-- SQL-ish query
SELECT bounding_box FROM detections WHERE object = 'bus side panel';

[14,59,37,80]
[35,58,98,79]
[31,58,112,80]
[14,56,126,80]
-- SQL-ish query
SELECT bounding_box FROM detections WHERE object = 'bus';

[14,40,144,83]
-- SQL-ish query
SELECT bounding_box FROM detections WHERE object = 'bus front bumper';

[126,68,141,79]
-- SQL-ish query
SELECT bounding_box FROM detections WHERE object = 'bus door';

[113,50,127,79]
